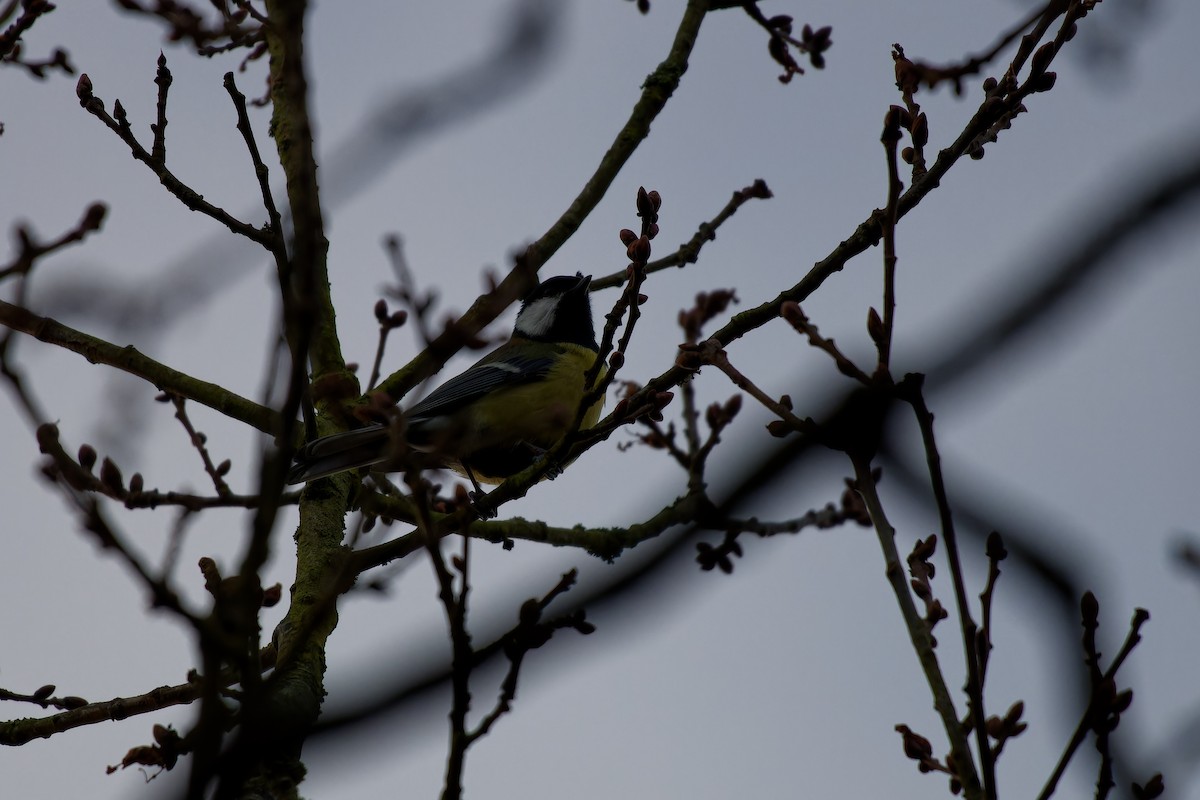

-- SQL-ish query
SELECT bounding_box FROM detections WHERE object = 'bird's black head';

[513,273,597,350]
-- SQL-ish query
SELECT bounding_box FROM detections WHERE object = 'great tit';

[287,273,604,491]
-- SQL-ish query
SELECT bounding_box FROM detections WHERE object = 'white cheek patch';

[515,297,557,338]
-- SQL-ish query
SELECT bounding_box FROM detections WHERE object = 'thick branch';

[353,488,713,569]
[0,299,279,434]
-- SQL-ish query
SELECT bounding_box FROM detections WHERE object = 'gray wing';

[287,353,557,484]
[405,354,555,421]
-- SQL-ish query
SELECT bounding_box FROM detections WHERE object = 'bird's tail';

[286,425,395,484]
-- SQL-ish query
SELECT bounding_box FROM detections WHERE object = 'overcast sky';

[2,1,1199,798]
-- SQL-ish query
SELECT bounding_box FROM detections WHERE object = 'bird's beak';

[572,273,592,294]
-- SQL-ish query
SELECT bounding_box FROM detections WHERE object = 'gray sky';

[2,1,1199,798]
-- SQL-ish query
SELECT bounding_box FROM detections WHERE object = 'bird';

[287,273,604,496]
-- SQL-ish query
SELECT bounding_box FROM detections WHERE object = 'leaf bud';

[100,457,124,493]
[261,582,283,608]
[867,307,884,345]
[83,203,107,231]
[985,715,1005,739]
[78,444,97,471]
[1134,774,1164,799]
[1030,72,1057,93]
[76,74,93,103]
[1081,591,1100,626]
[766,420,791,438]
[911,112,928,147]
[768,15,793,33]
[882,105,909,143]
[626,235,651,263]
[1030,42,1056,76]
[985,531,1007,561]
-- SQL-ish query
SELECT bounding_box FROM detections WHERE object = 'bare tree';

[2,1,1195,799]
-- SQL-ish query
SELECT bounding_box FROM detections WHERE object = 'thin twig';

[463,570,592,744]
[977,532,1008,688]
[901,374,995,798]
[74,70,274,248]
[408,470,472,800]
[779,302,871,384]
[0,649,274,746]
[696,340,817,436]
[1036,606,1151,800]
[223,71,285,257]
[150,51,170,162]
[633,417,692,470]
[0,0,60,63]
[851,457,983,799]
[877,107,904,376]
[0,203,107,283]
[168,394,233,496]
[383,234,437,346]
[591,179,772,291]
[0,332,49,427]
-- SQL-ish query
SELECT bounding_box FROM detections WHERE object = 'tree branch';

[0,298,280,435]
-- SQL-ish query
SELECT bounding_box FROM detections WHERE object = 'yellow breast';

[447,344,605,483]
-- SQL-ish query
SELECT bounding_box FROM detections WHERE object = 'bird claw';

[468,491,497,519]
[524,443,562,480]
[460,484,494,522]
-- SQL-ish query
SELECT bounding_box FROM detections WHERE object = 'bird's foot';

[523,443,563,480]
[468,490,498,520]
